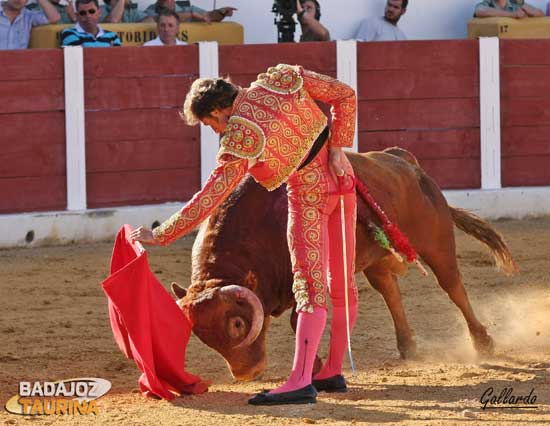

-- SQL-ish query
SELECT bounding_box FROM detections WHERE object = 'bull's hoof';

[397,336,418,360]
[472,332,495,357]
[312,356,323,376]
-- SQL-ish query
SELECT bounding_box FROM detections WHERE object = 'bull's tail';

[450,207,518,275]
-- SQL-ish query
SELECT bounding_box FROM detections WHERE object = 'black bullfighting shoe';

[312,374,347,393]
[248,385,317,405]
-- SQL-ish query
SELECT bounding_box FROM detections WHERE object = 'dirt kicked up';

[1,217,550,426]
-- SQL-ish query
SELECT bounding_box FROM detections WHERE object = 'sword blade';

[339,192,355,376]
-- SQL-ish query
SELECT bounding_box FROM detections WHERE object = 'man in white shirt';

[355,0,407,42]
[144,8,186,45]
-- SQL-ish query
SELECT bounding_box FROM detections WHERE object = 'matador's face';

[201,107,232,135]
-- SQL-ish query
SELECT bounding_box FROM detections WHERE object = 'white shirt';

[143,36,187,46]
[355,16,407,42]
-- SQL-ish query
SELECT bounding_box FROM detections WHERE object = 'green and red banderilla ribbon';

[355,178,428,276]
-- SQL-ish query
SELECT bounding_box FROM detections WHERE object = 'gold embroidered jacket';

[153,64,356,246]
[220,64,356,190]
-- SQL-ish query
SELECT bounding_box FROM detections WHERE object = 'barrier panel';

[30,22,244,48]
[468,17,550,39]
[0,49,66,214]
[500,39,550,187]
[3,40,550,216]
[84,45,200,208]
[357,40,480,189]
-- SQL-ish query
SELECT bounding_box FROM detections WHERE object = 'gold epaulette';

[217,116,265,160]
[251,64,303,95]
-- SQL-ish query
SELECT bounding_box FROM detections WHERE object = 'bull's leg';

[421,252,494,356]
[290,307,323,374]
[364,264,417,359]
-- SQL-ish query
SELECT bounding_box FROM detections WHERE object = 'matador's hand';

[329,146,347,183]
[130,226,157,245]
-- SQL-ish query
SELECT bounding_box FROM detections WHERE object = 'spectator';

[143,9,186,45]
[296,0,329,42]
[102,0,145,23]
[27,0,75,23]
[475,0,543,18]
[142,0,236,23]
[60,0,121,47]
[1,0,60,49]
[355,0,407,42]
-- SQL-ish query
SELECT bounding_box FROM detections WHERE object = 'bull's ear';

[171,282,187,299]
[243,271,258,291]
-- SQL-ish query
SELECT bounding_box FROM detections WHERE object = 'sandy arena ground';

[1,217,550,425]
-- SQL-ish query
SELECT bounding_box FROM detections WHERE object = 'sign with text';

[30,22,244,48]
[4,378,111,415]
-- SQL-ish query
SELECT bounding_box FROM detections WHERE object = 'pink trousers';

[268,145,359,393]
[286,145,357,313]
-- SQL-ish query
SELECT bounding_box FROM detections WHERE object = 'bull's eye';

[228,316,247,339]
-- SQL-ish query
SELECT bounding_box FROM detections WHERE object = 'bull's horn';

[219,285,264,349]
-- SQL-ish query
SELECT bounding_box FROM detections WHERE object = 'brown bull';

[171,148,517,381]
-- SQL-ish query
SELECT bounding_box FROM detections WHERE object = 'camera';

[272,0,296,43]
[272,0,296,16]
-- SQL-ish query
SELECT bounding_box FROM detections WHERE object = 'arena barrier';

[468,17,550,39]
[1,39,550,247]
[29,21,244,48]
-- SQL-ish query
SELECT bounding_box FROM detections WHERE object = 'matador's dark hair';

[181,78,239,125]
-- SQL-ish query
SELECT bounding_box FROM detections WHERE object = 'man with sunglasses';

[60,0,121,47]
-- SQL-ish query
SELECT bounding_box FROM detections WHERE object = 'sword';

[337,173,356,376]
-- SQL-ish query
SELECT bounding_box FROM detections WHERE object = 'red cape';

[102,224,208,399]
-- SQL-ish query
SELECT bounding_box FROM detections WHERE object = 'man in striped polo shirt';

[60,0,121,47]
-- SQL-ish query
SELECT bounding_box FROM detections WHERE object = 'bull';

[171,148,517,381]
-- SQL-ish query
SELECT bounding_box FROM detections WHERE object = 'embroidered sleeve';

[152,156,247,246]
[300,67,357,148]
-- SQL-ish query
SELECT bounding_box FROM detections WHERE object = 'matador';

[132,64,358,405]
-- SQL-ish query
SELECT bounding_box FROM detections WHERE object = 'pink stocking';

[269,307,327,394]
[313,303,357,380]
